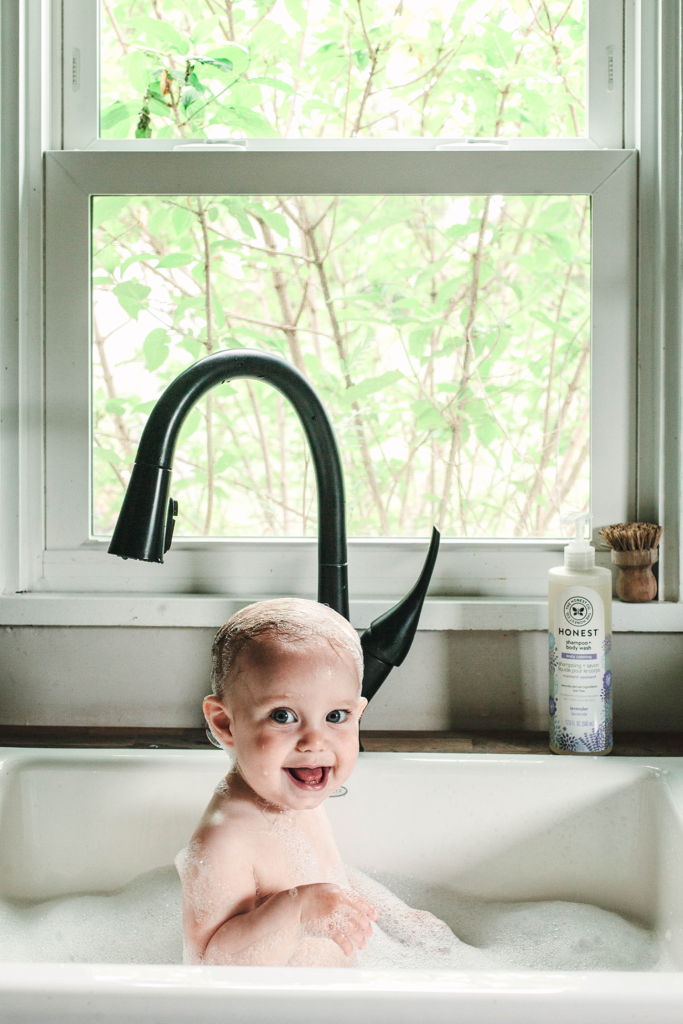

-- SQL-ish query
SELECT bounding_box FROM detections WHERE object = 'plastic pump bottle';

[549,514,613,755]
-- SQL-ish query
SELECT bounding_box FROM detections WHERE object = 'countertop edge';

[0,594,679,631]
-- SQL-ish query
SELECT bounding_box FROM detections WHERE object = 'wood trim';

[0,725,681,756]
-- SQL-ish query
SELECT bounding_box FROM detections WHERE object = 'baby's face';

[204,639,366,810]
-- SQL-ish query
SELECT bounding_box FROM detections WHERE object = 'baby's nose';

[296,725,326,751]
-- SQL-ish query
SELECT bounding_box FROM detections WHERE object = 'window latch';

[173,140,247,153]
[436,138,509,151]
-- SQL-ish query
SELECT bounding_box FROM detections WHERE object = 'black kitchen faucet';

[108,349,439,703]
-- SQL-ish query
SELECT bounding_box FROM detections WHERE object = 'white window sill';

[0,594,680,632]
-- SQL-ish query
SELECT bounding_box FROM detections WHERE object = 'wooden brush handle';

[611,548,658,602]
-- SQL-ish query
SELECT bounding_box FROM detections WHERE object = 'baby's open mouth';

[284,766,331,790]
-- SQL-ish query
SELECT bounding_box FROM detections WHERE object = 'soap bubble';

[0,866,182,965]
[0,863,674,970]
[350,868,675,972]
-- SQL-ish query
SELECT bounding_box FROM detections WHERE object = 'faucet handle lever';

[361,526,440,702]
[164,498,178,554]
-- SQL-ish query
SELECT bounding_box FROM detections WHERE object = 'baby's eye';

[270,708,297,724]
[326,709,349,724]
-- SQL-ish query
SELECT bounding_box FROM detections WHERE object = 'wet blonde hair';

[210,598,363,702]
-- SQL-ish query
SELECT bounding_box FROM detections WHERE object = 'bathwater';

[0,864,674,971]
[352,868,675,972]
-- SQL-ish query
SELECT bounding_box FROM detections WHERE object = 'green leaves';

[301,98,342,117]
[206,45,249,75]
[156,253,195,269]
[182,86,204,110]
[408,327,433,358]
[120,253,156,274]
[101,100,138,131]
[222,199,256,238]
[221,106,278,136]
[172,206,194,236]
[211,238,243,253]
[342,371,403,404]
[93,196,131,228]
[475,416,502,447]
[192,15,220,43]
[133,400,159,415]
[436,279,464,311]
[143,328,171,371]
[534,201,573,231]
[94,446,122,466]
[92,191,590,540]
[112,280,151,319]
[250,77,296,95]
[128,16,189,55]
[284,0,307,29]
[411,400,445,432]
[192,56,234,74]
[100,0,585,141]
[178,407,201,441]
[249,203,289,240]
[414,258,451,288]
[127,51,150,94]
[105,398,127,416]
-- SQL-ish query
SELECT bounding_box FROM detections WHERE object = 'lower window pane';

[92,193,590,539]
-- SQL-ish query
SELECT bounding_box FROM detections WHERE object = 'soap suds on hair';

[211,598,363,701]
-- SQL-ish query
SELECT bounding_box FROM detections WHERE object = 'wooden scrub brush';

[598,522,663,602]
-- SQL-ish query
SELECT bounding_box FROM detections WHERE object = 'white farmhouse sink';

[0,748,683,1023]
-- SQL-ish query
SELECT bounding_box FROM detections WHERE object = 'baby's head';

[203,598,366,810]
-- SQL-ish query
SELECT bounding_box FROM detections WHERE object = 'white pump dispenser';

[548,513,613,755]
[564,513,595,570]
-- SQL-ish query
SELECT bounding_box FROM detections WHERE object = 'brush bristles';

[599,522,663,551]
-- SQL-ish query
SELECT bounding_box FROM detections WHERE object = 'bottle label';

[549,586,612,753]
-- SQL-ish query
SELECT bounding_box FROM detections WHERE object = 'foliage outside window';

[92,192,590,539]
[100,0,586,140]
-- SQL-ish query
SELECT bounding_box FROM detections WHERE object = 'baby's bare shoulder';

[192,790,263,859]
[178,820,260,945]
[179,797,261,913]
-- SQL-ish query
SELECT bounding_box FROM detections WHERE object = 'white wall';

[0,627,681,733]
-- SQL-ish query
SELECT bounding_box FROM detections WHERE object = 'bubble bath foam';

[548,515,613,755]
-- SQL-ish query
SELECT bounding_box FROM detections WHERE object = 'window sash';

[62,0,625,151]
[42,147,636,597]
[8,0,650,601]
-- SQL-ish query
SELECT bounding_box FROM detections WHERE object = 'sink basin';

[0,747,682,1023]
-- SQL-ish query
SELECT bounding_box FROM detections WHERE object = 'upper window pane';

[100,0,586,140]
[92,192,590,539]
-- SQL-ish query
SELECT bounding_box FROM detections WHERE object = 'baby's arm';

[345,865,455,949]
[180,836,376,966]
[345,863,414,920]
[204,881,375,965]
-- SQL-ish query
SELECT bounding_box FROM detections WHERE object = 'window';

[92,191,592,541]
[11,0,682,609]
[46,143,634,596]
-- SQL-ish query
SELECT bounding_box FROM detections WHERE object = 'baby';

[177,606,674,974]
[177,598,379,967]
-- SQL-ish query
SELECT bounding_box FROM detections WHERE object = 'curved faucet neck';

[110,350,349,618]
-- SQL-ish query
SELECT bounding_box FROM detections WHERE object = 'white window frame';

[2,0,682,629]
[43,147,636,602]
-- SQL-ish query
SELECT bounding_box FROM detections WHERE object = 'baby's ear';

[203,695,235,748]
[357,697,368,718]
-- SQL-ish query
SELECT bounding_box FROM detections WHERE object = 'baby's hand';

[295,883,377,957]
